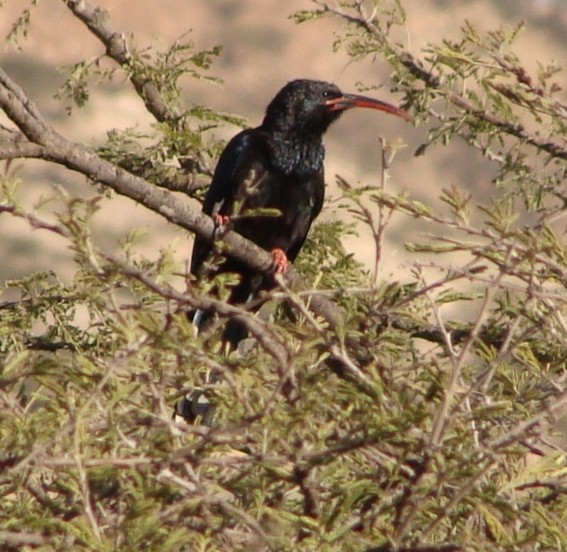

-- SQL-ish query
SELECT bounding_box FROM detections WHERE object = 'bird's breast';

[232,171,324,258]
[269,136,325,178]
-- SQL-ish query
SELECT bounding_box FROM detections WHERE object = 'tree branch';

[62,0,217,177]
[0,125,45,158]
[63,0,179,125]
[0,63,347,345]
[315,1,567,161]
[0,65,261,266]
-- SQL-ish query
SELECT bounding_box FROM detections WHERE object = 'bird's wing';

[285,166,325,263]
[191,129,267,275]
[202,129,264,217]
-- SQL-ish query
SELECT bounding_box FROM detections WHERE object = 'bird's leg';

[213,213,230,228]
[271,248,289,274]
[212,213,231,241]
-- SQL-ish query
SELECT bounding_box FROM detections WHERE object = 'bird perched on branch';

[177,79,409,423]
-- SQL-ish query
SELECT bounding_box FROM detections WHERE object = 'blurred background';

[1,0,566,287]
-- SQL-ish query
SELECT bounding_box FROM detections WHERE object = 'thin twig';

[315,1,567,161]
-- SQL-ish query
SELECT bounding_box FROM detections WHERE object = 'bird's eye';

[322,90,332,98]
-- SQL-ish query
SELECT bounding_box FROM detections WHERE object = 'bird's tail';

[176,281,256,426]
[189,306,249,349]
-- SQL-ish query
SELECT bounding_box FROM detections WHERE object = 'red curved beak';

[325,93,411,121]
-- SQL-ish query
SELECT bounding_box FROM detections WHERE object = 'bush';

[0,1,566,550]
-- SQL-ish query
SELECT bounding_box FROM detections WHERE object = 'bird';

[177,79,409,424]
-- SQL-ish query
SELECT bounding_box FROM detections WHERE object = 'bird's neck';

[267,130,325,178]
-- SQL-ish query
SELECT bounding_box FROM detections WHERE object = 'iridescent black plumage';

[177,79,409,424]
[191,79,409,346]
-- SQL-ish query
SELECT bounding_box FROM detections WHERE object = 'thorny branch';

[314,0,567,161]
[65,0,179,126]
[2,3,567,549]
[0,62,385,398]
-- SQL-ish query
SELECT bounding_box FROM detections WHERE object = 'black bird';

[190,79,409,343]
[177,79,409,423]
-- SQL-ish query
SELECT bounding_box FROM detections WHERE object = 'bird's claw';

[212,214,231,239]
[271,248,288,274]
[213,214,230,228]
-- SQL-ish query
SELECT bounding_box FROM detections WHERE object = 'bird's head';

[262,79,410,137]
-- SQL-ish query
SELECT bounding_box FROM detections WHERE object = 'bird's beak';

[325,93,411,121]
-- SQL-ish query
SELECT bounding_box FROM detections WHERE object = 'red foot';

[213,214,230,227]
[271,248,289,274]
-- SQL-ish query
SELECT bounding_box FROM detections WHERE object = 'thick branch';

[0,125,45,158]
[0,71,59,145]
[0,65,345,332]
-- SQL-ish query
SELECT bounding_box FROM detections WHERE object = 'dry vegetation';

[1,1,567,550]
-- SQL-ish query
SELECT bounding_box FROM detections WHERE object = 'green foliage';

[296,219,367,290]
[4,0,39,49]
[54,27,243,188]
[1,1,567,550]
